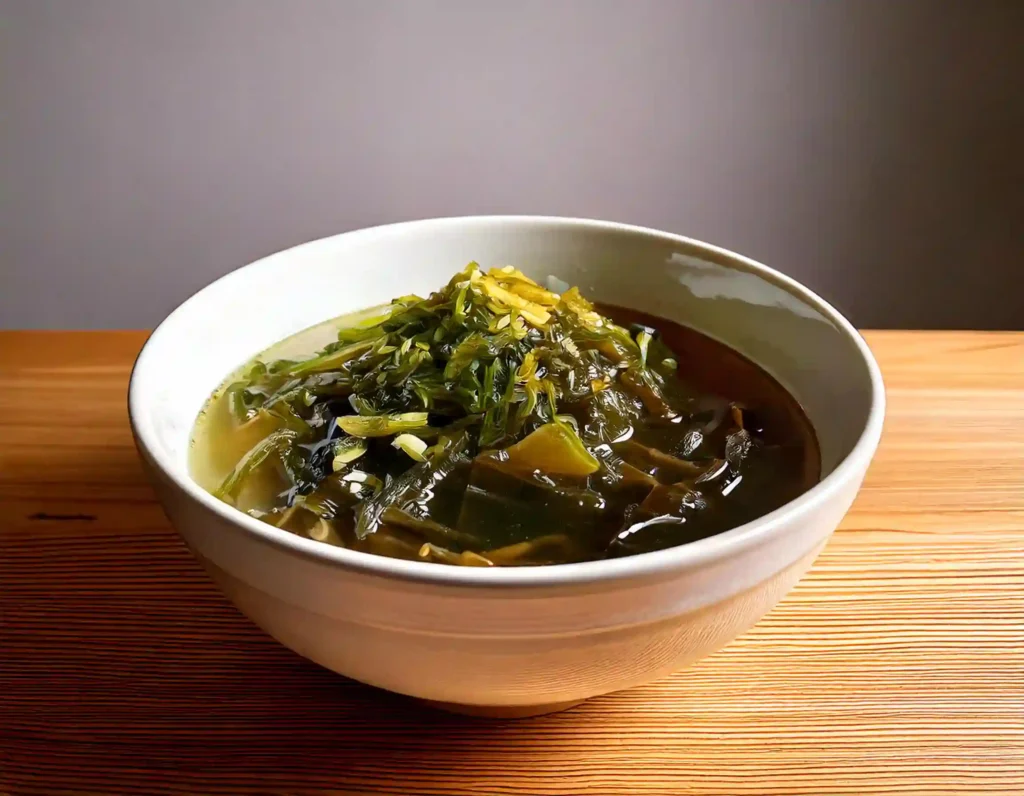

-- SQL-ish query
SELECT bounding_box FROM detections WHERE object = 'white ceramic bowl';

[130,216,884,715]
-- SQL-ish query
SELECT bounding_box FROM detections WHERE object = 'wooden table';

[2,331,1022,796]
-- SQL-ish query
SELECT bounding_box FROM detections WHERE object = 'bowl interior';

[132,217,875,517]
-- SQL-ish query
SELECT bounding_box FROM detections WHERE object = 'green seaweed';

[200,263,805,565]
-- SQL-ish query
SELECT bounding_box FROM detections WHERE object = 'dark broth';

[191,299,819,566]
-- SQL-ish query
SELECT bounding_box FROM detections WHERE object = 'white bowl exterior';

[144,453,858,705]
[130,217,883,706]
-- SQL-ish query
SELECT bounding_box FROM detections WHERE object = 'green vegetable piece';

[355,433,470,539]
[483,534,573,565]
[284,339,377,377]
[392,433,428,461]
[331,437,368,471]
[502,422,600,476]
[214,430,298,502]
[337,412,429,438]
[456,455,607,549]
[615,439,703,483]
[380,506,481,550]
[636,330,652,368]
[417,543,494,567]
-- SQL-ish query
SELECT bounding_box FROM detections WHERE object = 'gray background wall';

[3,0,1021,330]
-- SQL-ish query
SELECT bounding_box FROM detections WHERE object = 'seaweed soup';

[190,265,819,567]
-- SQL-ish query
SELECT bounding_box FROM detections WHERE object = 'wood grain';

[2,330,1022,796]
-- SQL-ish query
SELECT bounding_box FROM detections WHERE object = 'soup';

[190,264,819,566]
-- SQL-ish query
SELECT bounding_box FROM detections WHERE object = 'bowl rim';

[129,215,885,589]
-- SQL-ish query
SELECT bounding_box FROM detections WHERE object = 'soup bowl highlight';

[129,216,884,715]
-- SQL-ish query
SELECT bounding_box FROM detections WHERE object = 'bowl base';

[417,698,586,718]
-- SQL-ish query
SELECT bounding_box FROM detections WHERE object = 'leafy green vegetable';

[392,433,428,461]
[331,437,368,470]
[211,264,672,533]
[501,422,600,476]
[338,412,429,438]
[214,430,298,502]
[202,262,814,566]
[354,432,471,539]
